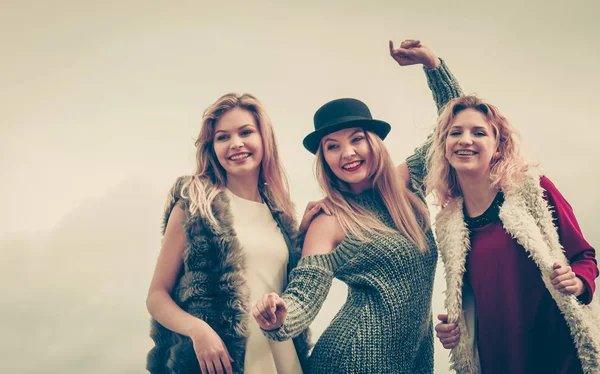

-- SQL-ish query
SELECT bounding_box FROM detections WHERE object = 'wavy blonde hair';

[316,130,430,252]
[425,95,530,207]
[180,93,294,226]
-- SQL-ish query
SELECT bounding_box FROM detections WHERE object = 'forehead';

[323,127,363,141]
[451,108,491,129]
[214,108,257,132]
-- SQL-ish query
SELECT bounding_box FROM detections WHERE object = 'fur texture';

[436,170,600,374]
[147,176,311,374]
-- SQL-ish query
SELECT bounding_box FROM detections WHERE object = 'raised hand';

[389,39,441,69]
[434,313,460,349]
[189,322,234,374]
[551,262,585,297]
[299,199,332,234]
[252,292,288,330]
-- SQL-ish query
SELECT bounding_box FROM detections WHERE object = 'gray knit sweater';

[263,61,462,374]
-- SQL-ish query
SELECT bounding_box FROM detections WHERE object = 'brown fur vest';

[146,176,311,373]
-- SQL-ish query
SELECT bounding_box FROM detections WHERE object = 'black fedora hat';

[303,98,391,154]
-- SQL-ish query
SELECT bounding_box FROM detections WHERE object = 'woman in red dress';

[428,95,600,374]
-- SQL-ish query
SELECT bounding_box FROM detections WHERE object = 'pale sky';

[1,1,599,373]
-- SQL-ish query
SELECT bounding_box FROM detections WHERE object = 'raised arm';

[389,39,464,190]
[389,39,463,112]
[253,213,344,340]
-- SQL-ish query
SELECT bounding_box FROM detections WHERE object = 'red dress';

[465,177,598,374]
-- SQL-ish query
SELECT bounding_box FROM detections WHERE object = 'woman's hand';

[189,321,234,374]
[389,39,441,69]
[252,292,288,330]
[435,313,460,349]
[298,199,331,234]
[551,262,585,297]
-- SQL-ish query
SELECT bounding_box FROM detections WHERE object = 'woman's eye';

[449,131,461,136]
[326,144,338,150]
[352,136,364,143]
[216,134,229,141]
[240,129,253,136]
[475,131,486,136]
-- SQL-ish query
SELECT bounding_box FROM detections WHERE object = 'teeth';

[456,151,475,155]
[230,153,250,160]
[343,161,361,169]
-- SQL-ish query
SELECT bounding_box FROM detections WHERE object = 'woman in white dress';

[145,93,325,374]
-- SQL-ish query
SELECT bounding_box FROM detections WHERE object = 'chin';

[452,165,473,173]
[451,165,470,173]
[454,165,490,178]
[343,174,368,184]
[228,165,261,177]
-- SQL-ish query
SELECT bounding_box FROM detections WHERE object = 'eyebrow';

[214,124,255,134]
[323,129,364,143]
[450,125,489,131]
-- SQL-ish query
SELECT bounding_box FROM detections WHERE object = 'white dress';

[226,190,303,374]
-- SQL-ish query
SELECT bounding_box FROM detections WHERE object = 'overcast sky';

[1,1,599,373]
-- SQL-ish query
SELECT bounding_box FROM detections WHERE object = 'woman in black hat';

[252,40,463,373]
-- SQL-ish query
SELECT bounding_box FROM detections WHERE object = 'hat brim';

[303,119,391,154]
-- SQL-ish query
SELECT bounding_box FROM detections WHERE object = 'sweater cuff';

[262,324,293,341]
[571,260,597,304]
[262,263,334,341]
[576,277,592,304]
[423,58,464,114]
[573,270,596,305]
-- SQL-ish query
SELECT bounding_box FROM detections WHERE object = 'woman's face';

[213,108,264,180]
[444,108,497,178]
[321,127,374,193]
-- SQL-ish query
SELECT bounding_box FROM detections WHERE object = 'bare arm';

[301,213,345,257]
[147,203,233,374]
[146,203,204,336]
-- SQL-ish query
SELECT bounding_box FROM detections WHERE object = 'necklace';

[463,191,505,229]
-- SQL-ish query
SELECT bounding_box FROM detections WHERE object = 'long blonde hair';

[425,95,530,207]
[316,130,431,252]
[181,93,295,226]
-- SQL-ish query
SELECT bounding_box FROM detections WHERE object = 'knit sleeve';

[404,60,463,197]
[424,58,464,114]
[405,136,432,197]
[541,176,598,304]
[262,255,335,341]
